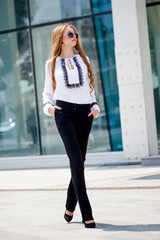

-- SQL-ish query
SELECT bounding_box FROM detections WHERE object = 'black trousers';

[55,100,94,222]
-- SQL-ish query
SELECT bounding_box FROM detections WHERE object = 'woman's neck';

[60,48,75,58]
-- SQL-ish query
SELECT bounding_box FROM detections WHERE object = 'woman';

[42,24,100,228]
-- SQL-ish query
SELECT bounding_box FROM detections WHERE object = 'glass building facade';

[0,0,122,157]
[0,0,159,158]
[146,0,160,150]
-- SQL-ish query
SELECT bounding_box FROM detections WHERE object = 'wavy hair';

[48,23,96,93]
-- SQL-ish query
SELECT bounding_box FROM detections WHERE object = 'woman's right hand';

[48,105,62,119]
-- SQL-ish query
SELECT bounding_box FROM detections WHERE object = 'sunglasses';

[66,32,79,39]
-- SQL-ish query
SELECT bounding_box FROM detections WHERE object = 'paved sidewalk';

[0,165,160,240]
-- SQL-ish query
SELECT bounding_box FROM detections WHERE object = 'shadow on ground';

[131,174,160,180]
[70,222,160,231]
[96,223,160,232]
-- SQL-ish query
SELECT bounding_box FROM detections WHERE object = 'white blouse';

[42,54,100,117]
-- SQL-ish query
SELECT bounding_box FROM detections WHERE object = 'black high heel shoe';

[83,220,96,228]
[85,222,96,228]
[64,211,73,223]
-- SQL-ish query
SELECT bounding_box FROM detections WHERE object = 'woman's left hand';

[88,109,99,119]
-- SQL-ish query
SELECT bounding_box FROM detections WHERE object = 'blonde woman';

[42,24,100,228]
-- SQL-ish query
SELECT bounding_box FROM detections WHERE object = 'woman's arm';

[42,60,54,116]
[86,56,100,118]
[90,89,100,119]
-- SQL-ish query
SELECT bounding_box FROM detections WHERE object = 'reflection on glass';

[146,0,160,4]
[91,0,111,13]
[0,0,29,31]
[29,0,91,25]
[94,14,122,151]
[147,5,160,150]
[32,19,110,155]
[0,30,39,157]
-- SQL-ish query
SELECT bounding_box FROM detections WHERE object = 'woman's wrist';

[48,105,55,114]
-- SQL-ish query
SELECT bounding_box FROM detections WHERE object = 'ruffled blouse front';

[42,54,100,116]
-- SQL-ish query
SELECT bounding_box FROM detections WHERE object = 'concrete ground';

[0,164,160,240]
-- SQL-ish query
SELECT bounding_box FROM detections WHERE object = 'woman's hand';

[88,109,99,119]
[48,105,62,119]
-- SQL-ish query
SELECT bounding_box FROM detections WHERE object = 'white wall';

[111,0,158,160]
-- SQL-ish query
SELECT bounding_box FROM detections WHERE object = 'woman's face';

[62,26,78,47]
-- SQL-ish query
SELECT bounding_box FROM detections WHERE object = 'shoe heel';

[84,222,96,228]
[64,211,73,223]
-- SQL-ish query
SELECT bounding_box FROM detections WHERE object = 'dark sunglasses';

[67,32,79,39]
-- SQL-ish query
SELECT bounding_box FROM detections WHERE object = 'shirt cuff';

[43,103,54,116]
[91,104,100,118]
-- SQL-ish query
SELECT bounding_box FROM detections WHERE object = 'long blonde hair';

[48,23,96,93]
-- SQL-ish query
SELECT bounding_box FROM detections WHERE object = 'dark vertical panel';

[93,14,122,151]
[91,0,111,13]
[146,3,160,150]
[26,0,42,155]
[89,0,113,151]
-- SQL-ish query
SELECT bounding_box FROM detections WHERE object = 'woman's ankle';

[66,210,73,216]
[85,220,95,224]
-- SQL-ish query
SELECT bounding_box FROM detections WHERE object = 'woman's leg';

[55,107,94,221]
[65,178,77,212]
[65,107,93,214]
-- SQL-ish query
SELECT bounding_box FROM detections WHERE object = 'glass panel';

[94,14,122,151]
[32,19,110,155]
[0,30,40,157]
[29,0,91,25]
[0,0,29,31]
[147,5,160,150]
[91,0,111,14]
[146,0,160,4]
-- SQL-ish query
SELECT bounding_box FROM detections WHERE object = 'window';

[0,30,39,157]
[29,0,91,25]
[0,0,29,31]
[147,3,160,150]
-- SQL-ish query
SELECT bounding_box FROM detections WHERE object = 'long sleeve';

[86,56,100,118]
[42,60,54,116]
[90,89,100,118]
